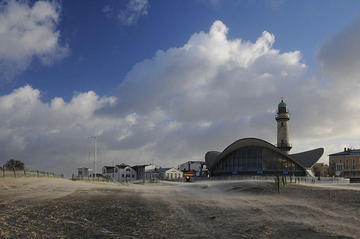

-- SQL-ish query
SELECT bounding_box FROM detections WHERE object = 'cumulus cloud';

[0,85,130,174]
[100,19,360,166]
[103,0,149,26]
[98,20,309,164]
[3,19,360,175]
[0,0,68,80]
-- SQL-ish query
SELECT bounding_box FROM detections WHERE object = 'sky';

[1,0,360,176]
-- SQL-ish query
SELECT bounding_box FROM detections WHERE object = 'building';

[165,168,183,181]
[157,167,170,179]
[205,99,324,177]
[102,166,116,180]
[144,164,161,181]
[77,167,92,178]
[102,164,137,182]
[312,163,329,177]
[329,148,360,177]
[179,161,207,176]
[132,165,147,181]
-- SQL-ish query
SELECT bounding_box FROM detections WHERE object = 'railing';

[71,175,114,182]
[191,175,350,184]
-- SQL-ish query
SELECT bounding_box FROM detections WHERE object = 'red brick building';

[329,148,360,177]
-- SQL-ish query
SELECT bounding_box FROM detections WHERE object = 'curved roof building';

[205,99,324,177]
[205,138,323,177]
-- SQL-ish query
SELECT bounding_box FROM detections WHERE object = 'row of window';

[331,158,359,170]
[214,147,302,172]
[103,168,133,173]
[166,173,182,179]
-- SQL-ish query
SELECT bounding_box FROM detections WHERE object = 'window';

[281,122,284,127]
[122,174,124,177]
[132,175,134,178]
[115,168,118,173]
[257,150,263,169]
[126,168,131,172]
[345,160,349,169]
[336,163,343,171]
[353,159,356,169]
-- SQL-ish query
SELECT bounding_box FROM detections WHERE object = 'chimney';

[344,147,347,152]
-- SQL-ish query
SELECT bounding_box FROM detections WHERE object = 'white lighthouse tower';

[275,98,292,154]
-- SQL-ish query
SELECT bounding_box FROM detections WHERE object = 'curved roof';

[206,138,308,170]
[289,148,324,168]
[205,151,221,169]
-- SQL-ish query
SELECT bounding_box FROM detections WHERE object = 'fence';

[71,175,114,182]
[0,168,63,178]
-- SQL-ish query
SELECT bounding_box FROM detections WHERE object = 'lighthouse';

[275,98,292,154]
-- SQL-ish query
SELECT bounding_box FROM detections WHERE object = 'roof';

[205,138,323,171]
[329,149,360,157]
[158,167,171,172]
[205,151,221,170]
[132,164,149,168]
[116,163,130,169]
[289,148,324,168]
[103,166,115,169]
[165,167,182,172]
[180,161,205,165]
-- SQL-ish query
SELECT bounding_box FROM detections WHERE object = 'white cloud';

[99,19,360,166]
[96,20,309,164]
[0,85,130,174]
[4,19,360,175]
[0,0,68,80]
[103,0,149,26]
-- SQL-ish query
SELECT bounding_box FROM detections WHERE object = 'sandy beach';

[1,178,360,238]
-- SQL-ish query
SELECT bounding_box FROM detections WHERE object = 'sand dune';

[0,178,359,238]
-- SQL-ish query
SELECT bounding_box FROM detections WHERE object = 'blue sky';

[4,0,360,100]
[2,0,360,175]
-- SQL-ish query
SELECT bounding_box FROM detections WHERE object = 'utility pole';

[89,136,97,179]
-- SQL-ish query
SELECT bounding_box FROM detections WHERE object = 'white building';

[77,167,92,178]
[102,166,116,180]
[165,168,183,181]
[102,164,137,182]
[144,164,161,181]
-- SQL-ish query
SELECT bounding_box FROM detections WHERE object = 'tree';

[3,159,24,170]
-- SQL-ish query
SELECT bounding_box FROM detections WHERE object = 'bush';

[3,159,25,170]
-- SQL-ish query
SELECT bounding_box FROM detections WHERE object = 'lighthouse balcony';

[275,114,290,120]
[276,143,292,149]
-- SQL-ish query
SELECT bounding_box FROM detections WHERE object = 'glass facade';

[212,146,305,176]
